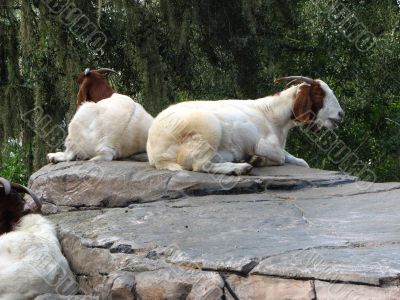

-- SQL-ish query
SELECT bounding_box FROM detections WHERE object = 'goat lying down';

[0,178,77,300]
[147,76,344,175]
[47,94,153,163]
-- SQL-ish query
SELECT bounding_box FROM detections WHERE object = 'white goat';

[147,76,344,175]
[47,93,153,163]
[0,178,77,300]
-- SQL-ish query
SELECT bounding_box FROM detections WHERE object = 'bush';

[0,141,29,185]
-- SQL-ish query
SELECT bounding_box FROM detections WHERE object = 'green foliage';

[285,0,400,182]
[0,0,399,182]
[0,141,29,185]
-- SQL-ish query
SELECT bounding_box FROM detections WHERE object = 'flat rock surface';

[28,161,400,298]
[52,190,400,285]
[29,161,357,214]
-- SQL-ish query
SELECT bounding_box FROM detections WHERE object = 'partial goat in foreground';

[147,76,344,175]
[0,178,77,300]
[47,69,153,162]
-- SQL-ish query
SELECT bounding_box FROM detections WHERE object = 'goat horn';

[11,183,42,211]
[94,68,118,75]
[0,178,42,212]
[275,76,314,85]
[0,177,11,195]
[284,79,302,88]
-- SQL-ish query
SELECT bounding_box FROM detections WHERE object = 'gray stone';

[187,273,224,300]
[30,162,400,297]
[50,182,400,286]
[314,280,400,300]
[35,295,99,300]
[77,275,108,296]
[59,233,118,276]
[252,188,400,285]
[101,271,136,300]
[29,161,172,214]
[29,161,357,214]
[226,274,315,300]
[134,268,222,300]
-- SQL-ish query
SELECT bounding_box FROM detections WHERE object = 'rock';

[50,184,400,286]
[135,270,191,300]
[251,186,400,285]
[59,233,117,276]
[187,273,224,300]
[29,162,400,298]
[35,295,99,300]
[226,274,315,300]
[29,161,172,214]
[28,161,357,214]
[77,275,108,296]
[101,271,136,300]
[314,280,400,300]
[134,268,223,300]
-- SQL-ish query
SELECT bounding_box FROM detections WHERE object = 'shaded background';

[0,0,399,184]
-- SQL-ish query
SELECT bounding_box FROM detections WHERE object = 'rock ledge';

[29,161,400,299]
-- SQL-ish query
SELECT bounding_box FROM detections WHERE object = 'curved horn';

[84,68,91,76]
[11,182,42,212]
[275,76,314,85]
[94,68,118,75]
[0,178,42,212]
[0,177,11,195]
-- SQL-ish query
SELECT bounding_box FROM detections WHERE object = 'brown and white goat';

[47,69,153,162]
[76,68,116,107]
[0,178,77,299]
[147,76,344,175]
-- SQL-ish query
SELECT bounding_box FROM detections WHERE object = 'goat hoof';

[241,163,253,175]
[231,163,253,176]
[249,156,266,167]
[296,159,310,168]
[46,153,54,163]
[47,153,58,164]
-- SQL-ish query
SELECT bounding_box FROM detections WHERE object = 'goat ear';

[310,81,325,113]
[76,79,89,108]
[293,85,313,123]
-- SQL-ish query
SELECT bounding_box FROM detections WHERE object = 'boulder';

[29,161,357,214]
[28,161,400,299]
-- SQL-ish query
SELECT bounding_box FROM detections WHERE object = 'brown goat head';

[275,76,325,126]
[76,68,117,108]
[292,81,325,124]
[0,178,42,235]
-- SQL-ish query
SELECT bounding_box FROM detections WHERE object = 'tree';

[0,0,399,183]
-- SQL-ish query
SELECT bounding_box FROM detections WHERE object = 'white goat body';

[48,93,153,162]
[0,214,77,300]
[147,81,343,175]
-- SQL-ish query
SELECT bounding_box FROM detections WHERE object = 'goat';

[47,91,153,162]
[76,68,117,108]
[147,76,344,175]
[0,178,77,299]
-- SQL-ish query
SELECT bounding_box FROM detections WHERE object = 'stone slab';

[314,280,400,300]
[49,184,400,287]
[29,161,357,214]
[227,274,315,300]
